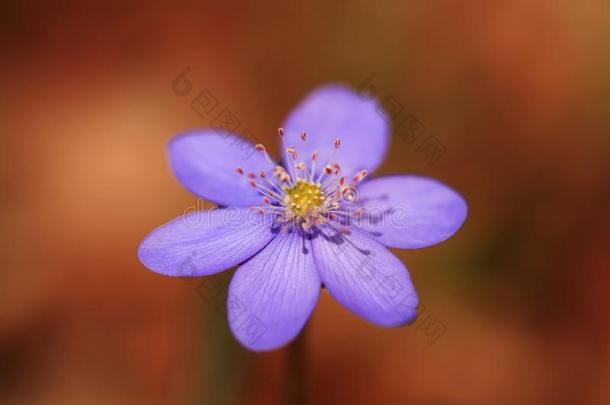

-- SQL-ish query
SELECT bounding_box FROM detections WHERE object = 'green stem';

[200,272,245,405]
[284,324,308,405]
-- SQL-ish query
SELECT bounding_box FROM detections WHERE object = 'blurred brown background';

[1,0,609,404]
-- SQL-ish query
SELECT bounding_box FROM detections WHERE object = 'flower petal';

[168,130,275,207]
[353,175,468,249]
[228,230,320,351]
[311,227,419,327]
[138,208,276,277]
[282,85,389,177]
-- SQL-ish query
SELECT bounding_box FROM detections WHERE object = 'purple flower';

[138,85,467,351]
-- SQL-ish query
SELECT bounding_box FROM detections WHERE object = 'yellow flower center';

[284,179,324,217]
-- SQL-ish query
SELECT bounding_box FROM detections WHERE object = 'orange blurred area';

[1,0,610,404]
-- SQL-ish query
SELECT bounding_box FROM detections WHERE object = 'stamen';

[273,166,289,180]
[315,138,342,183]
[302,217,313,230]
[275,171,290,183]
[352,169,367,184]
[255,143,275,166]
[320,172,343,194]
[287,147,297,160]
[300,131,307,142]
[342,186,357,202]
[321,166,342,189]
[310,151,318,182]
[278,127,297,181]
[258,189,283,203]
[295,162,311,181]
[256,168,283,194]
[246,172,283,202]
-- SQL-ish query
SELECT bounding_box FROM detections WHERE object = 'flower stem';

[284,324,308,405]
[200,272,245,405]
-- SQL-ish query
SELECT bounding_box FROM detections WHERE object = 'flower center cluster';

[284,180,324,217]
[236,128,367,231]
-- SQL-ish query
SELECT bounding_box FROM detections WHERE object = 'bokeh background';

[1,1,609,404]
